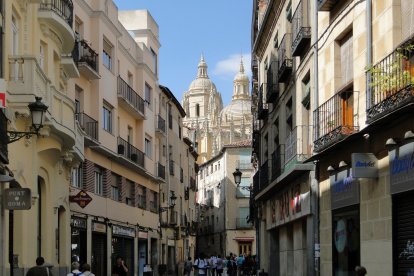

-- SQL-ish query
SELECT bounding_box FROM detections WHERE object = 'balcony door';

[340,90,353,130]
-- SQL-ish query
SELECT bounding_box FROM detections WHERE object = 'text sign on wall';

[330,168,359,210]
[3,188,31,210]
[112,225,135,238]
[389,141,414,194]
[351,153,378,178]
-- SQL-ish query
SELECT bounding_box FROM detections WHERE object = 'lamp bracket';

[7,130,38,144]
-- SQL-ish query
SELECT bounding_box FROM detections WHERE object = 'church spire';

[239,56,245,74]
[197,54,208,78]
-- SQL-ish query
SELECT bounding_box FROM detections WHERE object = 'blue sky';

[113,0,252,106]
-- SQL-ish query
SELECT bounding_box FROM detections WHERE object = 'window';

[151,48,158,76]
[145,137,152,159]
[286,1,292,22]
[138,185,147,209]
[111,174,120,201]
[237,178,251,198]
[273,32,279,48]
[339,32,353,87]
[111,185,119,201]
[145,83,152,107]
[168,104,173,129]
[71,165,82,188]
[178,118,182,139]
[94,168,103,195]
[162,145,166,157]
[196,104,200,117]
[125,180,134,206]
[102,39,112,70]
[102,103,112,133]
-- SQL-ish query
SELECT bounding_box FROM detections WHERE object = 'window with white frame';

[71,165,82,188]
[111,173,120,201]
[102,39,113,70]
[102,103,112,133]
[145,137,152,159]
[94,167,103,195]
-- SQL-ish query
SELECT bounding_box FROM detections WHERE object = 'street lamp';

[7,97,48,144]
[159,191,177,212]
[233,168,242,186]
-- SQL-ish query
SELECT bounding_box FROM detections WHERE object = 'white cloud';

[212,53,252,79]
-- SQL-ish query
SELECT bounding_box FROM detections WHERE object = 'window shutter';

[401,0,414,41]
[340,33,353,87]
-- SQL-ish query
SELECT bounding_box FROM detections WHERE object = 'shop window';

[332,206,360,275]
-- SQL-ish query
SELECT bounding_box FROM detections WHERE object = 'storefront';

[112,225,135,275]
[138,231,148,276]
[92,221,107,276]
[330,167,360,275]
[389,141,414,274]
[71,216,87,266]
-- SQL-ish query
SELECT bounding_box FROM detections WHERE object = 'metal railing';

[257,84,268,120]
[313,91,359,152]
[260,160,269,190]
[271,145,285,181]
[0,111,8,162]
[366,43,414,123]
[117,136,145,167]
[156,114,166,133]
[73,39,98,72]
[76,112,98,140]
[292,0,311,55]
[278,33,293,80]
[39,0,73,27]
[236,218,253,229]
[284,125,312,165]
[267,60,280,102]
[157,162,165,180]
[117,76,145,116]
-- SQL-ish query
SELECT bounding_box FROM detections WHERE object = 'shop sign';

[92,222,106,233]
[3,188,31,210]
[69,190,92,208]
[351,153,378,178]
[112,225,135,238]
[71,217,87,229]
[389,141,414,194]
[138,231,148,239]
[330,169,359,210]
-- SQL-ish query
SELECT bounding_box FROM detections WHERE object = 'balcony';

[149,201,158,213]
[366,44,414,124]
[155,114,166,135]
[73,39,100,80]
[266,60,280,103]
[292,0,311,56]
[169,160,175,176]
[157,162,166,180]
[271,145,285,181]
[117,136,145,168]
[117,76,145,119]
[236,217,254,229]
[260,160,269,190]
[75,112,98,145]
[284,125,312,168]
[38,0,74,54]
[313,91,359,153]
[236,160,252,170]
[278,33,293,82]
[318,0,338,11]
[0,111,8,164]
[257,84,268,120]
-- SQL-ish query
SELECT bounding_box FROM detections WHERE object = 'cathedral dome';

[188,55,217,92]
[220,99,251,125]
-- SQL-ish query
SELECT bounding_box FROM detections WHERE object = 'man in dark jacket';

[26,257,53,276]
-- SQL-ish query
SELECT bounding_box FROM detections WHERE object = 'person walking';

[209,254,217,276]
[215,255,223,276]
[81,264,95,276]
[112,256,128,276]
[184,257,193,276]
[194,253,208,275]
[67,262,83,276]
[26,257,53,276]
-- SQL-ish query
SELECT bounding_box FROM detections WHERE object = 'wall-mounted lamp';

[7,97,48,144]
[338,161,348,168]
[233,168,242,186]
[385,138,397,150]
[159,191,177,212]
[404,130,414,140]
[327,166,335,174]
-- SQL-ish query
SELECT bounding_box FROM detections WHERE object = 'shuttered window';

[401,0,414,41]
[340,32,353,87]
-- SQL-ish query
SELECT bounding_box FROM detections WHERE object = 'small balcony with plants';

[75,112,99,145]
[266,60,280,103]
[257,84,268,120]
[366,42,414,124]
[292,0,311,56]
[278,33,293,82]
[117,76,145,119]
[38,0,74,54]
[313,90,359,153]
[117,136,145,168]
[73,39,100,80]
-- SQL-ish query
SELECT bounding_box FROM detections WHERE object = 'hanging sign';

[70,190,93,208]
[3,188,31,210]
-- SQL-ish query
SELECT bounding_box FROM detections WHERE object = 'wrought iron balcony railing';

[169,160,175,176]
[73,39,99,74]
[156,114,166,133]
[257,84,268,120]
[117,76,145,117]
[157,162,166,180]
[0,111,8,163]
[236,217,254,229]
[366,43,414,123]
[278,33,293,82]
[292,0,311,56]
[313,91,359,152]
[284,125,312,166]
[76,112,98,141]
[271,145,285,181]
[260,160,269,190]
[39,0,74,27]
[117,136,145,167]
[266,60,280,103]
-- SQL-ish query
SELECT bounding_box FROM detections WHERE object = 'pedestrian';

[209,254,217,276]
[355,266,367,276]
[226,256,236,276]
[67,262,83,276]
[112,256,128,276]
[26,257,53,276]
[194,253,208,275]
[215,255,223,276]
[81,264,95,276]
[184,257,193,276]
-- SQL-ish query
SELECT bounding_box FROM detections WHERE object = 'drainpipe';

[366,0,372,107]
[312,1,320,276]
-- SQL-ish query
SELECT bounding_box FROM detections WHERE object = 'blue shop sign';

[330,169,359,210]
[389,141,414,194]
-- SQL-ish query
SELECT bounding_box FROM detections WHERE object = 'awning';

[233,237,254,242]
